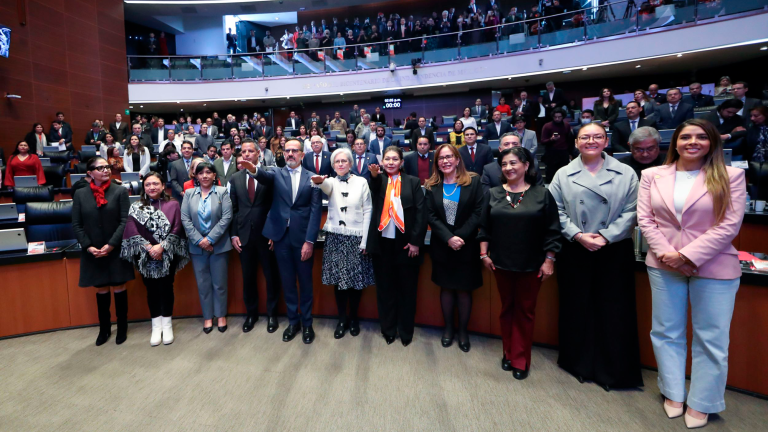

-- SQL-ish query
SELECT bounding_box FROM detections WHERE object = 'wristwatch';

[545,255,556,261]
[480,254,488,260]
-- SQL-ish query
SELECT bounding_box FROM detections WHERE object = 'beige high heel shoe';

[684,410,709,429]
[663,399,684,419]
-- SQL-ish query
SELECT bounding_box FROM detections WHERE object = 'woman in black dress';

[71,157,136,346]
[425,144,484,352]
[478,147,561,379]
[367,146,427,346]
[592,87,622,128]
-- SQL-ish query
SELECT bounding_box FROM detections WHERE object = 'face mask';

[581,118,591,125]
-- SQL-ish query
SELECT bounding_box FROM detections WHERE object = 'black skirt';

[431,257,482,291]
[555,238,643,388]
[80,246,136,288]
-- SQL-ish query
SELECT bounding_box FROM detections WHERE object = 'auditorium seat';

[442,115,457,125]
[42,150,71,165]
[42,164,68,189]
[12,185,55,213]
[24,201,76,243]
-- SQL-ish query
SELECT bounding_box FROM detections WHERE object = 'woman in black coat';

[425,144,484,353]
[592,88,622,127]
[367,146,428,347]
[72,157,136,346]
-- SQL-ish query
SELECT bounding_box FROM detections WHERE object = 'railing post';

[636,2,640,34]
[457,33,462,60]
[537,19,542,48]
[421,38,426,64]
[495,27,500,55]
[230,55,235,79]
[292,52,296,75]
[168,56,171,81]
[694,0,699,23]
[323,49,327,74]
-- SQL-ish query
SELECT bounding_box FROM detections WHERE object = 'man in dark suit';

[84,122,106,147]
[169,141,195,202]
[648,84,667,105]
[349,105,362,127]
[657,88,694,130]
[484,110,513,141]
[229,140,281,334]
[109,114,130,144]
[129,123,152,148]
[146,32,159,55]
[410,117,435,150]
[466,0,479,16]
[222,115,239,137]
[403,136,434,185]
[49,121,73,150]
[471,99,487,119]
[245,139,322,344]
[683,82,714,108]
[254,118,274,142]
[285,111,303,130]
[213,141,238,186]
[226,28,237,54]
[150,118,168,145]
[700,99,747,144]
[301,136,334,176]
[367,125,391,158]
[458,127,493,176]
[610,101,658,152]
[404,112,419,132]
[543,82,567,116]
[350,139,378,181]
[516,91,538,124]
[481,132,543,193]
[371,107,386,125]
[731,81,763,117]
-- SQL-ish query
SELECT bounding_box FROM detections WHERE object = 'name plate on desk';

[732,161,748,169]
[27,242,45,255]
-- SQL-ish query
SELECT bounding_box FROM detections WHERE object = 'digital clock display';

[383,98,402,109]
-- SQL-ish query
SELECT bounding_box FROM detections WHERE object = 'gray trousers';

[191,251,229,320]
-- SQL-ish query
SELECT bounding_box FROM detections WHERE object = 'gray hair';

[546,81,555,87]
[362,114,370,120]
[331,147,354,166]
[628,126,661,148]
[499,131,521,142]
[92,122,100,128]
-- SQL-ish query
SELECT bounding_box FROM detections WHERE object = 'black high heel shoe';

[501,355,513,372]
[512,367,529,380]
[383,334,396,345]
[441,328,454,348]
[457,333,471,353]
[203,326,213,334]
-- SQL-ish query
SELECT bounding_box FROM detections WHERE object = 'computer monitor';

[153,144,160,153]
[81,145,96,152]
[120,172,141,183]
[0,229,27,253]
[70,174,87,185]
[14,176,38,187]
[0,203,19,220]
[723,149,732,166]
[39,158,51,167]
[43,146,60,153]
[129,195,141,204]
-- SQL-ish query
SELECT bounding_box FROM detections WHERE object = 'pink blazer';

[637,163,746,280]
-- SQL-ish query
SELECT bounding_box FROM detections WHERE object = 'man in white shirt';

[473,98,486,118]
[213,141,237,186]
[355,114,372,139]
[159,129,183,154]
[731,81,763,117]
[109,113,130,143]
[368,125,391,158]
[285,111,302,130]
[151,118,167,145]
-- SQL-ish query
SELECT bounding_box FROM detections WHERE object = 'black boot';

[95,292,112,346]
[114,290,128,345]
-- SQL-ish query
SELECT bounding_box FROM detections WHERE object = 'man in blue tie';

[239,139,322,344]
[610,101,657,153]
[169,141,195,202]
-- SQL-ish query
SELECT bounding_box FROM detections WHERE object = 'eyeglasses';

[632,146,658,155]
[577,135,607,143]
[283,149,301,153]
[437,155,455,162]
[91,165,112,172]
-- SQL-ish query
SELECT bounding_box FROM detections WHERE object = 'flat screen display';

[383,98,402,109]
[0,25,10,58]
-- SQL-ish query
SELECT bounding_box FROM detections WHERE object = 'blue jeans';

[647,267,739,413]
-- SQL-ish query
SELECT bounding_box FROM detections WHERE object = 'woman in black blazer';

[367,145,427,346]
[425,144,484,352]
[592,88,622,127]
[72,157,136,346]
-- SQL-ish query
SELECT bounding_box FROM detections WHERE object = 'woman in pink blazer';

[638,119,746,429]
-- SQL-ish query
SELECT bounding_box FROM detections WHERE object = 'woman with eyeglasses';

[548,122,643,391]
[425,144,484,353]
[71,157,135,346]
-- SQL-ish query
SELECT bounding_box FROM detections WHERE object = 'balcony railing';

[127,0,768,82]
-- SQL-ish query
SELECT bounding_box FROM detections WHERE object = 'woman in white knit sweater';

[311,147,374,339]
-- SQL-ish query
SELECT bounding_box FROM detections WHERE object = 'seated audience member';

[329,111,348,132]
[617,126,664,179]
[683,82,715,108]
[701,99,747,145]
[410,117,436,150]
[295,125,310,144]
[611,101,658,153]
[204,145,219,164]
[484,110,513,141]
[592,88,622,127]
[459,107,478,131]
[349,138,377,181]
[269,126,286,153]
[737,106,768,165]
[714,75,732,96]
[513,116,538,154]
[634,89,656,119]
[731,81,763,117]
[496,97,513,117]
[449,120,466,147]
[106,147,124,177]
[3,141,46,188]
[84,122,107,148]
[657,88,694,130]
[49,121,74,151]
[481,132,542,192]
[183,125,200,150]
[160,129,183,154]
[572,109,594,136]
[367,125,391,158]
[24,123,48,156]
[130,123,152,148]
[541,109,574,181]
[123,134,151,177]
[648,84,667,105]
[213,141,238,186]
[99,133,123,160]
[458,127,493,176]
[302,136,333,176]
[403,136,434,185]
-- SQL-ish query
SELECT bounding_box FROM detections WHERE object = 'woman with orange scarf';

[366,146,427,346]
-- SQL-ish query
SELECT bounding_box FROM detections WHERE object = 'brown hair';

[600,87,616,104]
[425,144,475,189]
[664,119,731,223]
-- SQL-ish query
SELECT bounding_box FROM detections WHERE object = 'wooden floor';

[1,317,767,432]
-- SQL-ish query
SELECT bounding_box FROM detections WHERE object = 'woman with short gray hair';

[310,147,374,339]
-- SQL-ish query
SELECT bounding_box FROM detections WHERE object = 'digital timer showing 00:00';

[383,98,402,109]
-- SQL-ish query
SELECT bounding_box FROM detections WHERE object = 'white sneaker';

[150,317,162,347]
[161,316,174,345]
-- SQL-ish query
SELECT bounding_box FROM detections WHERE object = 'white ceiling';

[236,12,298,27]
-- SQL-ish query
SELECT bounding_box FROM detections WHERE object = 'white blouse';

[459,116,477,131]
[674,170,700,223]
[315,175,372,249]
[122,147,151,176]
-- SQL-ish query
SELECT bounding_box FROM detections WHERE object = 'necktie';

[671,105,677,117]
[358,156,363,173]
[185,159,190,170]
[315,155,320,173]
[470,147,475,162]
[631,120,637,132]
[248,175,255,203]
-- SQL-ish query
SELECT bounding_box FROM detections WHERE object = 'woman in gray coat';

[181,161,233,333]
[548,122,643,391]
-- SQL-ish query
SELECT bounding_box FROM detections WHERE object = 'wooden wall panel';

[0,0,129,158]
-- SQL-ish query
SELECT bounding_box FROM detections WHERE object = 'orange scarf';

[378,175,404,233]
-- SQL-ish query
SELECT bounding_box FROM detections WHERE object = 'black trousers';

[240,233,280,317]
[372,238,421,340]
[544,150,571,182]
[556,238,643,388]
[143,263,176,318]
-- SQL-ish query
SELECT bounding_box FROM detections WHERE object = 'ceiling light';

[635,65,642,68]
[287,97,290,99]
[761,46,768,51]
[275,17,279,20]
[677,54,683,57]
[180,109,184,111]
[176,101,180,103]
[563,70,571,74]
[140,105,143,108]
[582,67,588,70]
[129,106,133,108]
[203,104,207,106]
